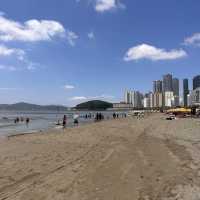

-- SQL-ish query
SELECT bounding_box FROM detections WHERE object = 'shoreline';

[4,117,114,139]
[1,111,129,138]
[0,111,126,137]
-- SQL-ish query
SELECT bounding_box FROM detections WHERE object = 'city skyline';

[125,74,199,95]
[0,0,200,106]
[124,73,200,108]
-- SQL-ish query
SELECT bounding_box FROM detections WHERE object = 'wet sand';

[0,113,200,200]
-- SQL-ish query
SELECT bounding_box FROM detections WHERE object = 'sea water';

[0,110,126,136]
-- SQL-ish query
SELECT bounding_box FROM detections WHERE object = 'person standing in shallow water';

[73,114,79,126]
[63,115,67,129]
[26,118,30,127]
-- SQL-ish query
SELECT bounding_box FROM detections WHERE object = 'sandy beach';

[0,113,200,200]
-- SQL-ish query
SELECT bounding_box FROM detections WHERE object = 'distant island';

[75,100,113,110]
[0,102,68,111]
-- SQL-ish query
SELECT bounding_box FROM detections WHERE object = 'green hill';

[75,100,113,110]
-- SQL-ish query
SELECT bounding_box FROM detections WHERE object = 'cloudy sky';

[0,0,200,106]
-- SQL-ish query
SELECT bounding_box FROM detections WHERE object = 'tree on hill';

[75,100,113,110]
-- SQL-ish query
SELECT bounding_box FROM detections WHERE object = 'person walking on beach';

[26,117,30,127]
[16,117,20,123]
[95,113,99,122]
[63,115,67,129]
[73,114,79,126]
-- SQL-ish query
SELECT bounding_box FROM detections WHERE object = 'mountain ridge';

[0,102,69,111]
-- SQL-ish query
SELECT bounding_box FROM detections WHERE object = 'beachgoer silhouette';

[63,115,67,129]
[95,113,100,121]
[99,113,101,121]
[26,118,30,127]
[16,117,19,123]
[73,114,79,126]
[74,119,79,126]
[100,113,104,120]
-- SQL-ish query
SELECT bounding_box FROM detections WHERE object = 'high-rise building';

[149,92,154,108]
[187,93,192,107]
[130,91,136,105]
[183,79,189,107]
[173,96,180,107]
[190,87,200,106]
[132,91,143,108]
[172,78,179,106]
[172,78,179,96]
[163,74,173,92]
[193,75,200,90]
[153,81,156,93]
[125,90,143,108]
[153,80,162,93]
[144,93,150,98]
[124,91,131,104]
[153,93,163,108]
[143,97,150,108]
[164,91,174,107]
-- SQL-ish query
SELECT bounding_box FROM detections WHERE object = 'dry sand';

[0,113,200,200]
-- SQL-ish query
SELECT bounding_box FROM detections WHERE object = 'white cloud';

[70,96,87,101]
[0,48,40,71]
[95,0,125,12]
[70,94,114,101]
[184,33,200,46]
[0,15,78,46]
[124,43,187,61]
[0,64,17,71]
[88,31,95,39]
[0,87,22,90]
[66,30,79,46]
[0,44,25,60]
[90,94,114,100]
[27,63,36,71]
[64,84,75,90]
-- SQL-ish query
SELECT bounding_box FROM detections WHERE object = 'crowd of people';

[13,112,127,130]
[10,112,127,131]
[61,112,127,129]
[14,117,30,127]
[112,112,127,119]
[95,113,104,121]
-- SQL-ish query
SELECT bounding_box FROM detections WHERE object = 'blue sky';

[0,0,200,106]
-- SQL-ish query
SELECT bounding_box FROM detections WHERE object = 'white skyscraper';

[143,97,150,108]
[124,90,143,108]
[164,91,174,107]
[124,91,131,104]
